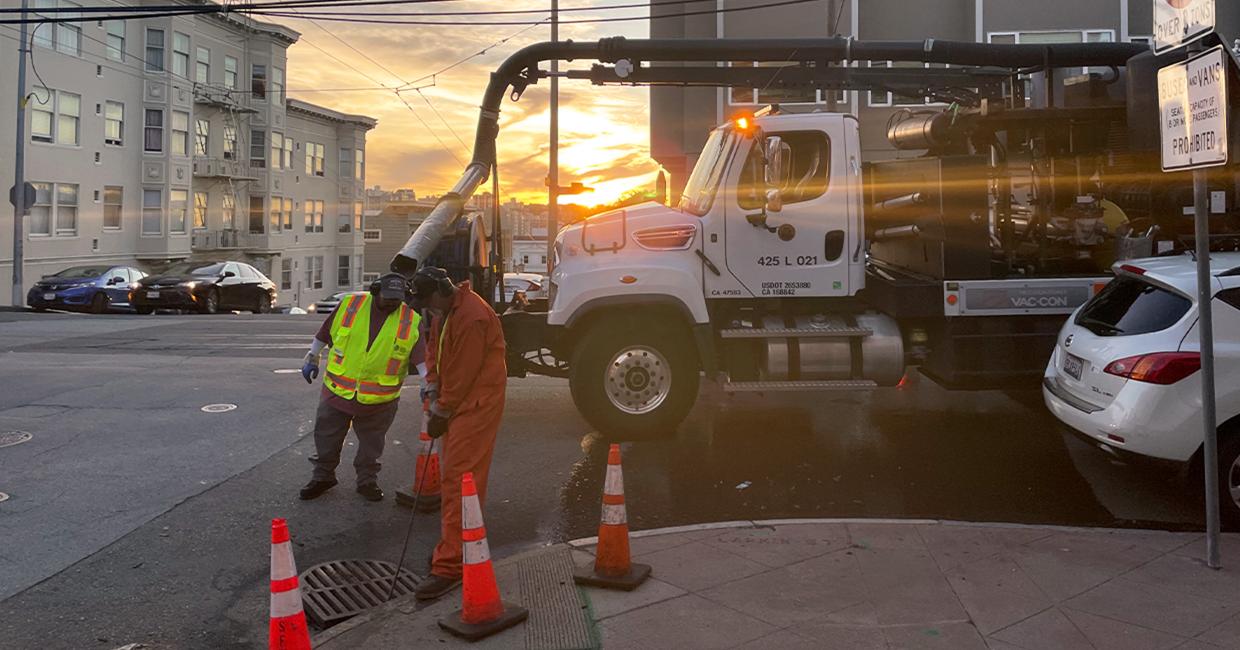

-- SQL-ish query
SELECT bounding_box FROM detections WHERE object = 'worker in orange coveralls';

[409,266,508,601]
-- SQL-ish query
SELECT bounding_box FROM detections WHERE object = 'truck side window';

[737,131,831,210]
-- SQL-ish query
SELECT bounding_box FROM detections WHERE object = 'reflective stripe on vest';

[340,294,363,329]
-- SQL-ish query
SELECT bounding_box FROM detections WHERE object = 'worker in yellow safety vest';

[299,273,427,502]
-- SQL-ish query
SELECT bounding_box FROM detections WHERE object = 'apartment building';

[650,0,1155,196]
[0,2,375,308]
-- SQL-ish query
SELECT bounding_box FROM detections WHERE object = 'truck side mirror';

[764,136,784,188]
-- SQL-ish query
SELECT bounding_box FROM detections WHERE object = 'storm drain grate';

[300,559,419,628]
[0,431,32,449]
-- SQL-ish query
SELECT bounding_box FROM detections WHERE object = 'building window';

[339,148,352,178]
[103,185,123,229]
[521,255,529,265]
[868,61,892,107]
[172,32,190,79]
[144,108,163,153]
[337,255,351,287]
[145,28,164,72]
[224,56,237,89]
[193,191,208,230]
[28,182,52,235]
[304,199,323,233]
[282,198,293,231]
[251,64,267,100]
[33,0,82,55]
[171,111,189,156]
[353,201,363,232]
[104,101,123,146]
[195,46,210,85]
[362,229,381,242]
[270,132,284,170]
[105,20,124,62]
[355,149,364,181]
[272,67,284,105]
[223,123,237,160]
[249,195,265,234]
[306,142,324,176]
[142,188,162,235]
[362,272,380,284]
[222,193,236,229]
[305,256,324,289]
[282,136,293,169]
[270,195,283,232]
[194,118,209,156]
[250,130,266,168]
[30,89,79,146]
[169,189,187,233]
[337,208,351,233]
[281,258,292,290]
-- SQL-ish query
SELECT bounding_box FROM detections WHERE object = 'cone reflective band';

[269,518,312,650]
[438,472,529,641]
[574,444,651,591]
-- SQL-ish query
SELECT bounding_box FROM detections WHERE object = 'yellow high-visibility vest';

[323,293,420,405]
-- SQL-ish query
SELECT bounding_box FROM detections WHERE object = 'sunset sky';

[277,2,657,206]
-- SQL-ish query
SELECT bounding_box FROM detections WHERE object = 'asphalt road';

[0,311,1208,649]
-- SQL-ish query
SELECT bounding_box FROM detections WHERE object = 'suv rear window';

[1075,277,1191,337]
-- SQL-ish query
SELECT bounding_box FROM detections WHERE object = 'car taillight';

[632,224,697,251]
[1104,352,1201,384]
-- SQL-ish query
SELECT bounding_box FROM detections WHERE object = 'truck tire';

[569,317,699,439]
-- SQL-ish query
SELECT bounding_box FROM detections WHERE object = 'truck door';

[722,122,852,298]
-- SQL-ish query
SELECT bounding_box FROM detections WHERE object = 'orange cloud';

[279,3,656,206]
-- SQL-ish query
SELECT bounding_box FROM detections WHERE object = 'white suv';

[1043,252,1240,525]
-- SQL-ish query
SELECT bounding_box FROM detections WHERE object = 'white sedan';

[1043,252,1240,525]
[496,273,548,304]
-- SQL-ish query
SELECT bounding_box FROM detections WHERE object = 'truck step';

[722,379,878,393]
[719,326,872,339]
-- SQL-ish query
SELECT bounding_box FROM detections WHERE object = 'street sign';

[1154,0,1217,54]
[7,182,34,211]
[1158,45,1229,171]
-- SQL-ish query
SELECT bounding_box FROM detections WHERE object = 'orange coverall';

[427,281,508,579]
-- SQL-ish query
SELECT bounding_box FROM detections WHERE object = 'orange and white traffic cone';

[396,402,441,512]
[574,444,651,591]
[438,472,528,641]
[269,518,312,650]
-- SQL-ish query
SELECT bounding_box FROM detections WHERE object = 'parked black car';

[27,265,148,313]
[131,261,277,314]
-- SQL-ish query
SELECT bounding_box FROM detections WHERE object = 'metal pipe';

[391,37,1146,274]
[10,0,29,307]
[548,0,559,277]
[1195,167,1222,570]
[872,224,922,241]
[872,192,924,211]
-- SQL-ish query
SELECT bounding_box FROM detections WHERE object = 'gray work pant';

[308,398,398,486]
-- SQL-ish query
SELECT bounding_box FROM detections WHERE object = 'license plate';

[146,290,160,299]
[42,292,55,301]
[1063,353,1085,381]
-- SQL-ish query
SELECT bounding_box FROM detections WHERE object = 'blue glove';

[302,362,319,384]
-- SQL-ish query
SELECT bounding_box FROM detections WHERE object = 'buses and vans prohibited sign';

[1155,0,1216,54]
[1159,45,1229,171]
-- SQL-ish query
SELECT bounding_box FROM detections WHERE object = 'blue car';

[27,265,148,314]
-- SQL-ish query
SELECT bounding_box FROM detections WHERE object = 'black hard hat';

[375,273,411,300]
[412,266,453,300]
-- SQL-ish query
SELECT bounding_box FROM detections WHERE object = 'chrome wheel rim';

[1229,454,1240,509]
[605,346,671,415]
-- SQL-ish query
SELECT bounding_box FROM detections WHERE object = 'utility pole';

[547,0,558,276]
[825,0,840,112]
[10,0,30,308]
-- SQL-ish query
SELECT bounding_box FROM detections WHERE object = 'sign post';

[1158,40,1227,569]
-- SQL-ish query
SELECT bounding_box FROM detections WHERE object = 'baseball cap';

[376,273,411,300]
[412,266,451,301]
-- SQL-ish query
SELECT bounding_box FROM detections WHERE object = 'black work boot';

[299,479,337,500]
[414,574,461,601]
[356,483,384,502]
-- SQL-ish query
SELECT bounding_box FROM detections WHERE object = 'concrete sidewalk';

[313,519,1240,649]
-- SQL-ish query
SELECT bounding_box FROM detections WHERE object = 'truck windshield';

[679,128,739,216]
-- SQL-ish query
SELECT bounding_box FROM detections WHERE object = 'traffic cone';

[396,402,441,512]
[574,444,651,591]
[438,472,528,641]
[269,518,312,650]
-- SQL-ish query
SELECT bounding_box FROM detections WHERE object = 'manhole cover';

[300,559,419,628]
[273,369,301,374]
[0,431,32,449]
[200,404,237,413]
[0,493,9,503]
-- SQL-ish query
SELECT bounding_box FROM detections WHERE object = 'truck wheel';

[1217,433,1240,529]
[570,317,699,439]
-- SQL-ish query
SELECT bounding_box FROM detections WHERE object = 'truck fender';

[561,295,715,375]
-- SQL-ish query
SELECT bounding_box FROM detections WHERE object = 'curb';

[564,516,1204,547]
